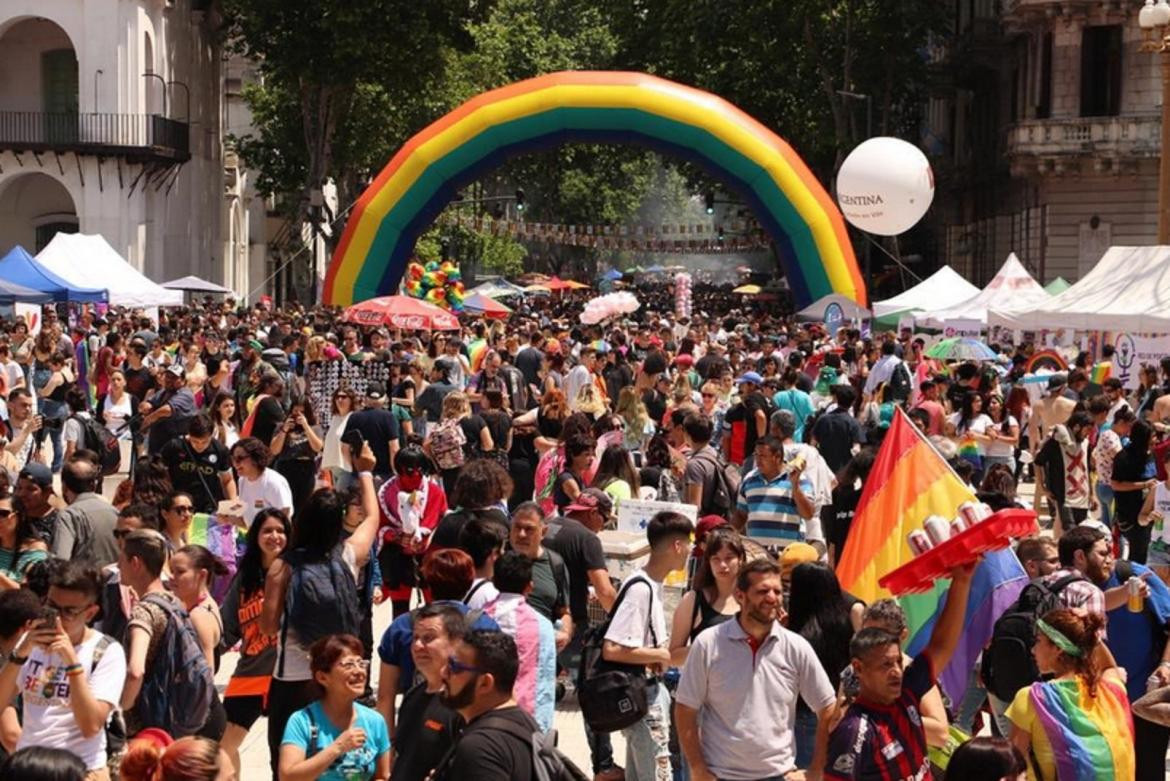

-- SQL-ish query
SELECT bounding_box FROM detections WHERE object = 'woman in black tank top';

[668,528,747,665]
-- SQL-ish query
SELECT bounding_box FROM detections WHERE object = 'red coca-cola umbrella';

[341,295,460,331]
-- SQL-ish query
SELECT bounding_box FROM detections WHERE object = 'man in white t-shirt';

[602,511,694,781]
[0,560,127,775]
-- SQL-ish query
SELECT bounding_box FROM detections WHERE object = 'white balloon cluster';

[675,272,693,319]
[579,291,642,325]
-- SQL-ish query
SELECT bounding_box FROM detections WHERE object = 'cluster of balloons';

[404,260,465,311]
[674,272,693,319]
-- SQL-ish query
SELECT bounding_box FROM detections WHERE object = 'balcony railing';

[0,112,190,163]
[1007,115,1161,159]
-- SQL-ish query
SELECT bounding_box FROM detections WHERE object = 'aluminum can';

[907,529,933,555]
[923,515,952,546]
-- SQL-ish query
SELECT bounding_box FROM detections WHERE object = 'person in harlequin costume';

[376,445,448,617]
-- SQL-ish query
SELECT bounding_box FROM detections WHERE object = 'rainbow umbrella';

[463,292,512,319]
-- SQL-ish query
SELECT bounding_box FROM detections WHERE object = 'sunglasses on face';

[0,509,12,519]
[170,505,194,515]
[447,655,484,675]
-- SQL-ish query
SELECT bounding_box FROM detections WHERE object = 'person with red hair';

[119,734,232,781]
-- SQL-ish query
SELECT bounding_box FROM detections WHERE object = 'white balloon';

[835,137,934,236]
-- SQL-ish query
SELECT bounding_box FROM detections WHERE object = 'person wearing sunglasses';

[279,634,390,781]
[0,486,46,590]
[0,560,127,777]
[159,492,197,556]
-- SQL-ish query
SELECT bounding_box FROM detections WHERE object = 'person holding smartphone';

[271,401,324,511]
[0,561,127,777]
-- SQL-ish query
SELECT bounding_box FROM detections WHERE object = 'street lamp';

[1139,0,1170,243]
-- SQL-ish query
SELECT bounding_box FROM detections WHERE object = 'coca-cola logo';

[390,314,428,330]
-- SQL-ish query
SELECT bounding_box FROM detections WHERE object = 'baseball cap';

[565,487,615,519]
[1046,372,1068,392]
[166,363,185,378]
[736,371,763,386]
[366,382,387,401]
[247,339,264,351]
[19,463,53,488]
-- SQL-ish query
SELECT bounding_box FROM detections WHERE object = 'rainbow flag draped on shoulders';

[1028,677,1134,781]
[836,408,1028,703]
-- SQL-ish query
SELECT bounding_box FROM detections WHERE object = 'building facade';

[928,0,1160,286]
[0,0,272,298]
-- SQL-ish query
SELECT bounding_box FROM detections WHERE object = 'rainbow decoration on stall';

[1025,349,1069,374]
[836,409,1027,703]
[324,71,864,310]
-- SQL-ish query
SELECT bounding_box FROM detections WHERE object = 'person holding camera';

[0,560,127,779]
[271,400,323,512]
[4,388,45,474]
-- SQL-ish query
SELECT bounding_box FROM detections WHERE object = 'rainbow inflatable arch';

[324,71,864,309]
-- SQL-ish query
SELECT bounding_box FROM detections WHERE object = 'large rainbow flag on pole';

[836,407,1028,702]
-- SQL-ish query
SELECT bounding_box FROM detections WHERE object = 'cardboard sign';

[616,498,699,535]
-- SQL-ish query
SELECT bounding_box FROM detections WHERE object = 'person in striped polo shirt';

[733,435,817,556]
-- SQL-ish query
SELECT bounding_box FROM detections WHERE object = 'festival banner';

[836,408,1027,703]
[941,318,983,339]
[1102,332,1170,391]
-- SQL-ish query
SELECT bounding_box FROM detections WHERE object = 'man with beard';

[435,630,539,781]
[676,558,836,781]
[819,560,978,781]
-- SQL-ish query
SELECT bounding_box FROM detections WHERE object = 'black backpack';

[692,448,741,517]
[134,593,215,737]
[72,414,121,475]
[279,546,362,672]
[576,576,658,733]
[888,361,912,403]
[981,573,1086,701]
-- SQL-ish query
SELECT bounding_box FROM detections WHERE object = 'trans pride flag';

[836,408,1028,702]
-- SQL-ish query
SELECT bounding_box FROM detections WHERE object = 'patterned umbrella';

[341,295,460,330]
[924,337,997,361]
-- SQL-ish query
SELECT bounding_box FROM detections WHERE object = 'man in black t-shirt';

[392,603,465,781]
[159,413,236,514]
[122,343,156,402]
[437,631,538,781]
[346,382,400,478]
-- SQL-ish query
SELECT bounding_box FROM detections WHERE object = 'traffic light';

[515,188,526,212]
[704,191,715,215]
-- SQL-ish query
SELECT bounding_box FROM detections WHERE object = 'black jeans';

[266,678,317,779]
[1135,713,1170,781]
[1124,521,1153,564]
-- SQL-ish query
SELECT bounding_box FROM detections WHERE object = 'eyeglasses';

[170,505,194,515]
[335,659,371,673]
[231,454,249,464]
[447,655,484,675]
[0,509,12,519]
[701,392,716,398]
[47,600,93,619]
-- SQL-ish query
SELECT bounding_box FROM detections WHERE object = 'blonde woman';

[426,391,493,492]
[573,383,607,421]
[616,385,654,453]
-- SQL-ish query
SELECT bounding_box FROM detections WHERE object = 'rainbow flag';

[836,408,1027,702]
[957,433,980,465]
[1028,677,1133,780]
[468,338,489,373]
[1090,361,1111,385]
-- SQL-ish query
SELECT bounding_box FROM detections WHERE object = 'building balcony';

[0,112,190,164]
[1006,115,1160,175]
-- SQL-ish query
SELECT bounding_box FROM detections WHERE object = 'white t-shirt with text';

[16,631,127,770]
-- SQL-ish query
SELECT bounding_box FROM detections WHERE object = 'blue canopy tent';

[0,245,107,302]
[0,278,52,304]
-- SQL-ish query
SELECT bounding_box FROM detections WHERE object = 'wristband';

[65,664,84,677]
[7,651,28,665]
[358,471,373,479]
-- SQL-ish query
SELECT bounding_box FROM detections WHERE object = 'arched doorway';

[325,71,863,309]
[0,173,79,252]
[0,18,77,117]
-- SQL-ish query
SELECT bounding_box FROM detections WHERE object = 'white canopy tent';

[988,245,1170,332]
[917,253,1049,328]
[872,265,980,319]
[36,234,184,307]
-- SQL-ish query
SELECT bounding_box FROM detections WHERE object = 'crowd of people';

[0,278,1162,781]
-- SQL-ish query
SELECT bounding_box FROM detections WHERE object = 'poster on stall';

[15,303,41,335]
[941,319,982,339]
[1105,332,1170,390]
[616,498,698,535]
